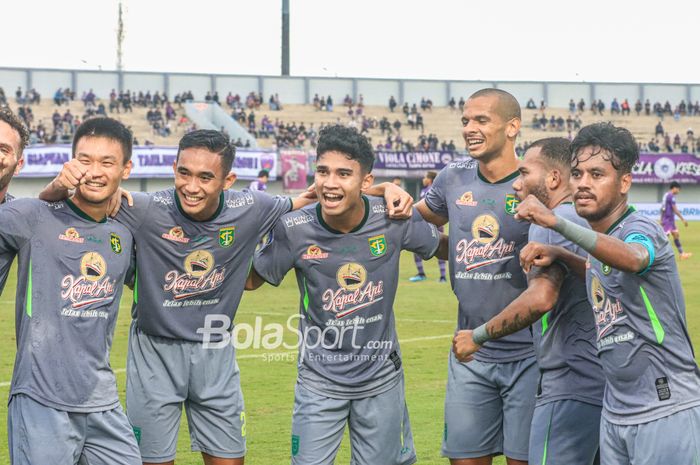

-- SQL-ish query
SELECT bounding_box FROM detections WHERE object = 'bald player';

[453,137,605,465]
[415,88,536,465]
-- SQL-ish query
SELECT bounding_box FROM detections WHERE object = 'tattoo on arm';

[488,307,542,340]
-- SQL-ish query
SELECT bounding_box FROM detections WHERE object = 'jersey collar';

[316,196,370,234]
[477,168,520,184]
[175,191,225,222]
[605,205,636,235]
[66,198,108,223]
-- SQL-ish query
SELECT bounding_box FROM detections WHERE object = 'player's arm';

[291,184,317,211]
[245,268,266,290]
[453,263,565,362]
[415,200,449,227]
[672,203,688,226]
[520,242,587,279]
[363,182,413,218]
[515,194,650,274]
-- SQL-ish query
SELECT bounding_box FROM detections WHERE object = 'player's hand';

[300,183,317,201]
[383,182,413,219]
[54,158,91,191]
[107,187,133,217]
[520,242,558,273]
[452,330,479,362]
[514,195,557,228]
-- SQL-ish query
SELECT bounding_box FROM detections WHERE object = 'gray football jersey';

[253,196,439,399]
[530,203,605,407]
[0,192,16,295]
[424,159,533,362]
[0,198,133,412]
[116,188,291,341]
[586,207,700,425]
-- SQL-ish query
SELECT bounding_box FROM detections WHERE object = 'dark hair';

[72,117,133,163]
[528,137,571,171]
[570,122,639,174]
[177,129,235,175]
[316,125,374,173]
[0,107,30,153]
[257,169,269,178]
[468,88,521,121]
[670,181,681,190]
[426,171,437,180]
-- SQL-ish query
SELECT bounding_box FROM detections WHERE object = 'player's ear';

[548,169,561,190]
[224,171,236,190]
[14,156,24,175]
[620,172,632,194]
[362,173,374,191]
[121,160,133,180]
[506,118,521,139]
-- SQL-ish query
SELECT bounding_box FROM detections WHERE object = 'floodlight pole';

[282,0,290,76]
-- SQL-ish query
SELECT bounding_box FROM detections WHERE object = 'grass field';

[0,224,699,464]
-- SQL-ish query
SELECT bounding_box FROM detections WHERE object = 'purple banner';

[373,151,463,170]
[633,153,700,183]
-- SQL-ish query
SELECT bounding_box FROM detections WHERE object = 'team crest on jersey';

[162,226,190,243]
[322,262,384,318]
[219,227,235,248]
[61,251,116,309]
[504,194,519,215]
[368,234,387,257]
[110,233,122,254]
[163,250,225,300]
[471,214,500,244]
[59,227,84,243]
[302,245,329,260]
[602,264,612,275]
[456,191,478,207]
[590,274,625,338]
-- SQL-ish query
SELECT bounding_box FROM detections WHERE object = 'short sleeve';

[115,192,153,232]
[424,168,449,218]
[401,208,440,259]
[252,220,295,286]
[0,199,40,254]
[252,190,293,236]
[621,217,662,275]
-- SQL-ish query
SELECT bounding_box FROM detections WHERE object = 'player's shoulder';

[149,188,177,209]
[554,202,588,228]
[222,188,259,210]
[616,209,663,238]
[444,156,478,173]
[278,202,317,232]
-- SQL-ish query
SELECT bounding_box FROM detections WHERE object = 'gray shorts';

[291,374,416,465]
[600,405,700,465]
[8,394,141,465]
[442,353,538,460]
[126,322,246,462]
[529,400,601,465]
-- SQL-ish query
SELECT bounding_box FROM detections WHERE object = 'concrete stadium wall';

[4,66,700,109]
[308,78,353,104]
[357,80,400,105]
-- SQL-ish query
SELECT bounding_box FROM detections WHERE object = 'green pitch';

[0,224,699,464]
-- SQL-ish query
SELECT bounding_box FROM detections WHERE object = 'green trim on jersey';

[26,260,32,317]
[302,278,310,315]
[65,198,107,223]
[605,206,636,235]
[175,191,225,222]
[541,406,554,465]
[477,168,520,184]
[316,196,370,234]
[541,313,550,335]
[133,269,139,304]
[640,285,665,344]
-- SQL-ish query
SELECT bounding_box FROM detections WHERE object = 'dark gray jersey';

[0,192,16,295]
[586,208,700,425]
[530,203,605,407]
[116,188,291,341]
[0,198,133,412]
[253,196,439,399]
[424,159,533,362]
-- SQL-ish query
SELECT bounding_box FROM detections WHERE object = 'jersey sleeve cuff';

[624,232,655,275]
